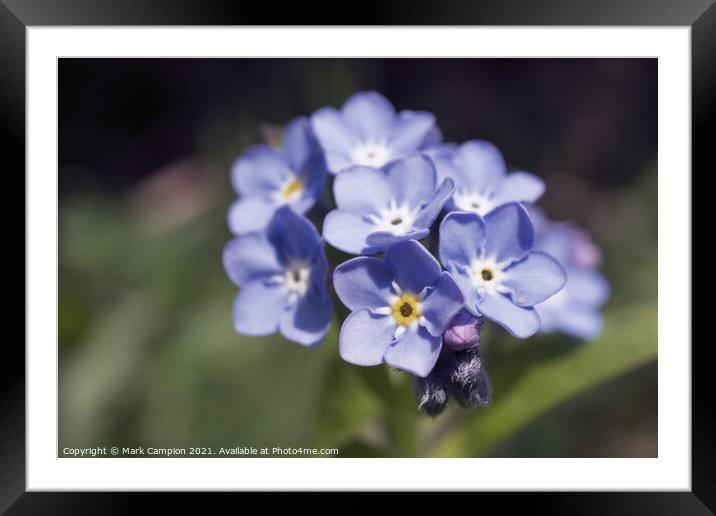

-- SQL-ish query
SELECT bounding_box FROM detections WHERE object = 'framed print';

[3,0,707,512]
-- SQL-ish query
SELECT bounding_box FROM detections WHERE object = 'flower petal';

[533,223,573,265]
[324,152,355,175]
[389,110,436,154]
[384,326,442,377]
[296,155,328,209]
[439,211,487,268]
[279,291,332,346]
[452,140,506,192]
[566,269,611,307]
[477,291,540,338]
[502,251,567,306]
[308,242,330,299]
[422,142,457,162]
[419,124,444,149]
[413,178,455,228]
[223,233,282,287]
[432,154,489,199]
[448,268,483,318]
[311,107,358,157]
[385,155,437,209]
[232,280,287,336]
[384,239,442,294]
[432,155,463,186]
[289,193,318,216]
[483,202,535,263]
[268,206,322,262]
[341,91,396,141]
[420,272,465,337]
[491,171,545,207]
[339,309,395,366]
[282,116,316,171]
[333,166,392,215]
[227,197,278,235]
[323,209,380,255]
[364,228,430,251]
[333,256,396,311]
[231,146,293,196]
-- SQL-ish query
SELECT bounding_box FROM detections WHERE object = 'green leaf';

[430,301,657,457]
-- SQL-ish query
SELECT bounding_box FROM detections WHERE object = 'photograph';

[57,57,658,459]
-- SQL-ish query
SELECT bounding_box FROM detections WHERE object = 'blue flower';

[421,142,457,161]
[322,155,454,255]
[228,117,327,234]
[438,203,566,338]
[530,209,610,340]
[417,125,457,161]
[432,140,544,216]
[310,91,436,174]
[419,125,451,153]
[333,240,464,377]
[223,206,332,346]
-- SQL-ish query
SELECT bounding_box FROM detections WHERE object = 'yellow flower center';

[281,178,304,200]
[391,293,422,326]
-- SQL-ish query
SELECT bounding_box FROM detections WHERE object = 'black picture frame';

[3,1,707,512]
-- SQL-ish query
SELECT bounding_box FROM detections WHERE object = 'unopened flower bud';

[449,347,492,408]
[416,374,449,417]
[442,310,482,351]
[416,342,492,415]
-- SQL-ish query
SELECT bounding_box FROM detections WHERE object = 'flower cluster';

[223,91,610,415]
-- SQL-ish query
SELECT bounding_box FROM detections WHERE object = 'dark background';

[57,58,657,458]
[59,58,656,202]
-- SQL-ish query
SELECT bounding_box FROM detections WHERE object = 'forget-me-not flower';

[439,203,566,338]
[333,239,464,377]
[322,155,454,255]
[223,206,332,346]
[531,209,610,340]
[228,117,327,234]
[417,125,457,161]
[433,140,544,216]
[310,91,436,174]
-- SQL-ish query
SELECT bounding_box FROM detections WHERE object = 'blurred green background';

[58,58,657,457]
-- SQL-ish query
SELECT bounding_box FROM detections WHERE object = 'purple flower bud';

[442,310,482,351]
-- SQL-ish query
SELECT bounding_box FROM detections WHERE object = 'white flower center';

[351,143,392,168]
[453,190,494,216]
[282,259,311,297]
[468,257,511,296]
[366,200,417,235]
